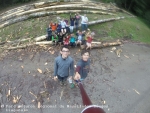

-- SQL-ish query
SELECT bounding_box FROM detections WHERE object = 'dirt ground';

[0,41,150,113]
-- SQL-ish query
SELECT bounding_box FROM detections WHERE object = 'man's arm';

[74,66,81,80]
[54,59,58,76]
[70,13,72,20]
[54,59,58,81]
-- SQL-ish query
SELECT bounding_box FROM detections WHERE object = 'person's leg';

[79,41,82,47]
[57,75,63,86]
[62,76,68,86]
[89,43,92,50]
[81,24,84,31]
[85,24,88,31]
[70,42,72,47]
[69,26,73,33]
[72,42,74,47]
[86,42,89,50]
[61,29,63,34]
[76,40,79,46]
[64,28,66,34]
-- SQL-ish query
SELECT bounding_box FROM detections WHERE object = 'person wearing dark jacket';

[46,26,52,41]
[74,50,90,82]
[75,13,81,31]
[69,13,76,33]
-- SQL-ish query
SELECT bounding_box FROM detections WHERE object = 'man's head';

[78,31,82,35]
[81,50,90,61]
[60,46,70,59]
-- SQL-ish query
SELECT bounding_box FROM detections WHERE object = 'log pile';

[0,0,135,28]
[0,0,133,50]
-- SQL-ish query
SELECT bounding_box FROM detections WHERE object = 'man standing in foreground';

[74,50,90,82]
[54,46,74,86]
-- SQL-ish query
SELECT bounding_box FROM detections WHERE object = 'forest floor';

[0,40,150,113]
[0,0,150,113]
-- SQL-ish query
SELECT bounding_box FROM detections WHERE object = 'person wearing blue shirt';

[54,46,74,86]
[69,33,76,47]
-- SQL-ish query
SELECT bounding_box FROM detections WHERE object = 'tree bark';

[34,35,47,42]
[81,40,121,49]
[35,41,53,45]
[0,9,115,24]
[7,43,35,50]
[1,14,131,29]
[10,4,113,17]
[91,41,122,49]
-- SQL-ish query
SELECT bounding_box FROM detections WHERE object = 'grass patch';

[89,17,150,43]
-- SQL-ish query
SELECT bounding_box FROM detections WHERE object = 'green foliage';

[89,17,150,43]
[100,0,150,23]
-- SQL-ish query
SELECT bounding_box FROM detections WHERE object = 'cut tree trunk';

[0,9,115,24]
[7,43,35,50]
[1,14,133,29]
[81,40,121,49]
[34,1,80,8]
[35,41,53,45]
[34,35,47,42]
[11,4,113,17]
[91,41,122,49]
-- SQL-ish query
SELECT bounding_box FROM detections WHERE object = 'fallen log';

[0,4,34,17]
[14,4,112,17]
[7,38,31,44]
[0,13,131,29]
[0,41,6,45]
[91,40,122,49]
[7,43,35,50]
[80,40,121,49]
[34,35,47,42]
[0,1,113,23]
[0,9,115,24]
[35,41,53,45]
[34,1,78,8]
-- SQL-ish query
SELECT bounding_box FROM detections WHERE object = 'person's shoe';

[60,81,63,86]
[63,80,67,86]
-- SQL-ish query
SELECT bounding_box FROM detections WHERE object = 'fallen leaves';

[37,68,42,73]
[21,65,24,69]
[133,89,140,95]
[12,95,22,104]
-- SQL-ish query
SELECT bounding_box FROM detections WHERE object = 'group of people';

[46,13,95,50]
[54,46,90,87]
[52,13,95,87]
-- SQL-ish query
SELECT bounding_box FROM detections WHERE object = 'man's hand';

[74,72,81,80]
[54,76,58,81]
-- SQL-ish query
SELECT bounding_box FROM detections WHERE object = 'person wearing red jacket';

[63,33,71,46]
[86,34,93,50]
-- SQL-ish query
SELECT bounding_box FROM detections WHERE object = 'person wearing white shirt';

[80,14,88,31]
[60,18,67,34]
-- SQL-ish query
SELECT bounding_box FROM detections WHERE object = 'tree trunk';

[0,9,115,24]
[35,41,53,45]
[11,4,114,17]
[1,15,133,29]
[81,40,121,49]
[34,35,47,42]
[92,41,122,48]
